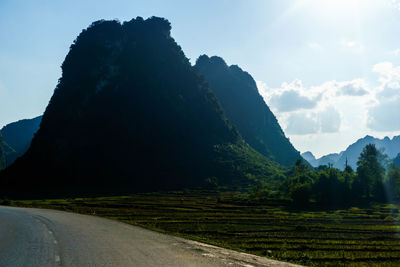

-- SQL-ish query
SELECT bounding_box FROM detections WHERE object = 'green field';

[8,191,400,266]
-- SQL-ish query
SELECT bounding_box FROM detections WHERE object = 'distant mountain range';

[301,151,340,168]
[302,135,400,170]
[0,116,42,166]
[0,17,291,198]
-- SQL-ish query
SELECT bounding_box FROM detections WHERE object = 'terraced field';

[9,191,400,266]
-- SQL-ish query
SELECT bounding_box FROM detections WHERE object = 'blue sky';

[1,0,400,157]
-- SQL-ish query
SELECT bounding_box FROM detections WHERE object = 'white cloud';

[372,62,400,100]
[390,0,400,10]
[260,79,321,112]
[285,112,319,135]
[256,61,400,156]
[388,48,400,56]
[373,62,400,83]
[336,79,369,96]
[340,40,356,48]
[367,98,400,131]
[283,106,341,135]
[269,90,318,112]
[307,42,323,50]
[366,62,400,131]
[339,39,365,53]
[377,84,400,99]
[257,79,371,138]
[257,61,400,139]
[258,78,370,115]
[319,106,341,133]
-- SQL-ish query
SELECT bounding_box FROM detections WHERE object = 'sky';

[1,0,400,158]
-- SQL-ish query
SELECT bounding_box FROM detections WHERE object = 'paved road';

[0,206,302,267]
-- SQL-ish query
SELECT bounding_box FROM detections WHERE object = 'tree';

[355,144,385,201]
[287,159,315,206]
[342,165,356,203]
[385,164,400,201]
[313,168,347,206]
[290,183,312,207]
[344,164,354,175]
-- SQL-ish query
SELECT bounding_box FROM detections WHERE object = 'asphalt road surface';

[0,206,302,267]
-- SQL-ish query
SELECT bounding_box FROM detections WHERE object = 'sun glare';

[303,0,381,18]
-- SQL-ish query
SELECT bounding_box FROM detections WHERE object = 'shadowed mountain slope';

[0,17,282,198]
[0,133,5,171]
[195,55,301,166]
[1,116,42,166]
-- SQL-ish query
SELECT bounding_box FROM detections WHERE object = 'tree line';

[279,144,400,207]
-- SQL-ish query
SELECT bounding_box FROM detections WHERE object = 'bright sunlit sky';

[1,0,400,157]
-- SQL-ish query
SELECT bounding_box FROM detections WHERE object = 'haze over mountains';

[0,17,290,198]
[302,135,400,170]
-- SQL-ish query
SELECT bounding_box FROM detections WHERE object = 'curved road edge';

[0,206,303,267]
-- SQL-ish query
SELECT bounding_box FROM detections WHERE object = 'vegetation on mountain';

[0,17,283,198]
[1,116,42,166]
[0,133,6,170]
[195,55,301,166]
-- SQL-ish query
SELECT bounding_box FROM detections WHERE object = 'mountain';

[0,17,282,198]
[303,135,400,170]
[0,133,5,171]
[1,116,42,166]
[302,151,340,168]
[195,55,301,166]
[318,153,340,167]
[334,135,400,170]
[393,153,400,167]
[301,152,318,167]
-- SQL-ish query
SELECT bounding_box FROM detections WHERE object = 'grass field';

[8,191,400,266]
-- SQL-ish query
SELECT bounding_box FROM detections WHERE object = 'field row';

[12,191,400,266]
